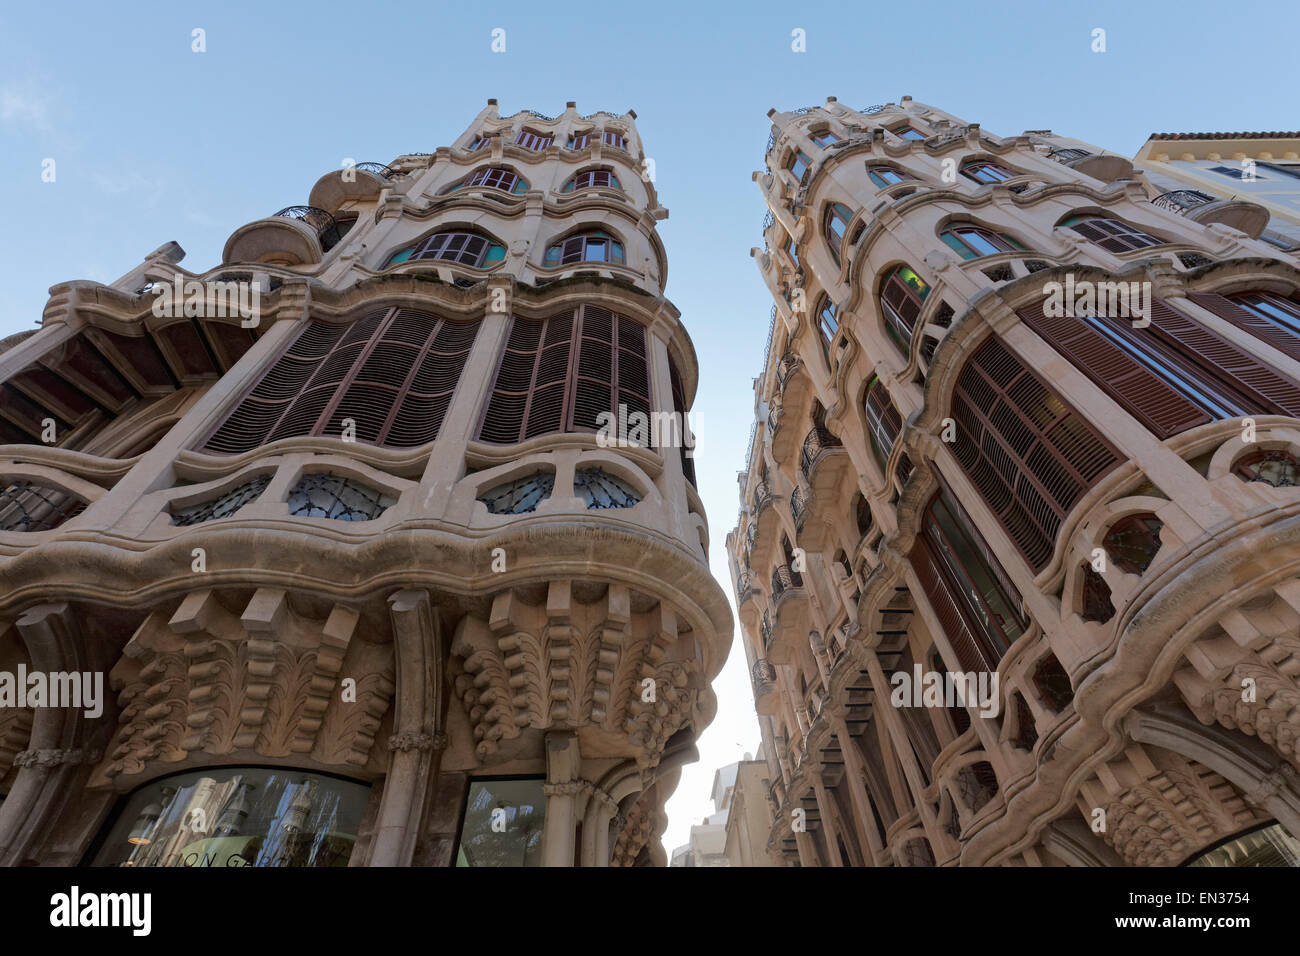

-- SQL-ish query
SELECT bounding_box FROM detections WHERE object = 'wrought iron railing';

[761,610,774,648]
[791,486,810,531]
[1047,147,1091,164]
[273,205,345,250]
[753,480,774,514]
[771,563,802,600]
[776,350,802,392]
[353,162,395,179]
[737,569,758,604]
[752,658,777,687]
[800,423,842,478]
[861,104,886,114]
[1153,189,1218,214]
[762,209,774,233]
[766,399,782,435]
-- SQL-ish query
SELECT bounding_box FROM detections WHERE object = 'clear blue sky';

[2,0,1296,856]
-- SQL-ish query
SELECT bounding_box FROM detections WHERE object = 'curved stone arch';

[1207,427,1300,482]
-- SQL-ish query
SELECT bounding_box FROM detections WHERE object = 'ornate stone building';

[729,96,1300,867]
[0,101,730,867]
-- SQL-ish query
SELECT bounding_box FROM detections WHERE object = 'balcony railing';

[737,569,758,605]
[752,658,777,687]
[273,205,345,251]
[800,424,842,479]
[1152,189,1217,214]
[353,162,395,179]
[861,104,886,114]
[761,611,774,648]
[776,351,802,393]
[766,399,782,436]
[791,485,810,531]
[1047,147,1091,164]
[771,563,803,600]
[753,480,774,515]
[762,209,774,233]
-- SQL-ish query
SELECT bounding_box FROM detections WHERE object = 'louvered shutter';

[910,535,996,673]
[1016,299,1209,439]
[527,311,574,439]
[572,306,615,431]
[669,357,696,487]
[951,336,1121,570]
[864,377,902,467]
[479,317,544,444]
[1149,299,1300,415]
[1187,291,1300,366]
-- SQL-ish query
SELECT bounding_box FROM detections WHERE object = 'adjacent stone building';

[729,96,1300,867]
[0,101,731,867]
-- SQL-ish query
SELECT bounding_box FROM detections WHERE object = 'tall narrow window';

[816,296,839,351]
[950,336,1122,570]
[1061,215,1163,253]
[864,376,902,471]
[783,234,799,267]
[824,203,854,264]
[669,355,697,488]
[204,309,479,453]
[880,265,930,355]
[788,150,811,180]
[478,305,650,445]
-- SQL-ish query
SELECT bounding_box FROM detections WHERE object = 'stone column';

[828,704,884,866]
[810,769,845,867]
[541,731,581,867]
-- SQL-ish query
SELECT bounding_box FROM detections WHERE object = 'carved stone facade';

[729,97,1300,867]
[0,102,730,867]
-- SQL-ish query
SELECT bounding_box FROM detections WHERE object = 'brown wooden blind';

[1187,290,1300,367]
[478,304,651,444]
[864,376,902,468]
[203,308,478,453]
[951,336,1121,570]
[1016,298,1210,439]
[669,356,696,487]
[910,535,994,674]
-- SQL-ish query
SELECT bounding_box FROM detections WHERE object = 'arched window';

[515,129,553,151]
[867,165,911,188]
[939,225,1027,259]
[1102,513,1164,574]
[203,308,480,453]
[544,230,625,266]
[816,296,839,349]
[863,375,902,471]
[1017,296,1300,438]
[880,265,931,355]
[949,336,1122,570]
[811,128,840,148]
[910,483,1026,671]
[1061,215,1163,252]
[824,203,854,263]
[961,160,1014,184]
[386,230,506,268]
[461,166,529,194]
[563,169,621,192]
[788,150,811,180]
[478,305,650,444]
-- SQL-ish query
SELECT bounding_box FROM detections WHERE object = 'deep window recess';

[203,309,479,453]
[880,265,931,355]
[478,305,651,445]
[1061,215,1163,253]
[788,150,811,180]
[1102,513,1163,574]
[950,336,1122,570]
[864,376,902,472]
[669,356,697,487]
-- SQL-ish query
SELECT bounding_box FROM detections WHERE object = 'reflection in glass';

[456,778,546,867]
[93,769,369,867]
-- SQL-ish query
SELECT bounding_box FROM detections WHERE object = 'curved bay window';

[880,264,930,355]
[824,202,854,264]
[386,230,506,268]
[1188,290,1300,365]
[864,375,902,472]
[961,160,1014,184]
[950,336,1122,570]
[478,304,650,445]
[91,768,369,867]
[910,483,1027,672]
[453,166,530,194]
[940,224,1027,259]
[1017,296,1300,440]
[1061,215,1163,253]
[203,309,478,453]
[563,169,620,192]
[544,229,625,266]
[867,164,911,188]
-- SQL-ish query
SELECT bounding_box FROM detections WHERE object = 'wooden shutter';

[951,336,1121,570]
[864,377,902,466]
[1148,298,1300,416]
[1016,299,1209,439]
[910,535,996,673]
[669,356,696,487]
[203,308,476,453]
[478,317,546,444]
[1187,291,1300,366]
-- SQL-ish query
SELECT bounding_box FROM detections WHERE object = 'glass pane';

[957,229,1001,256]
[92,768,369,867]
[456,778,546,866]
